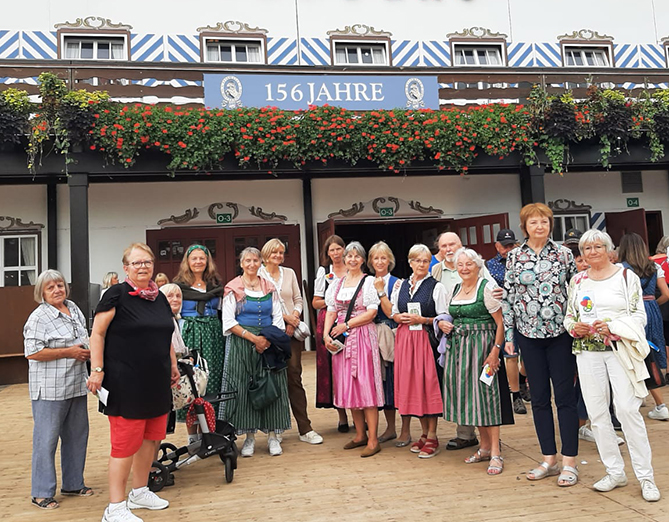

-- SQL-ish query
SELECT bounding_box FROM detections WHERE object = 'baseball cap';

[496,229,516,246]
[564,228,583,245]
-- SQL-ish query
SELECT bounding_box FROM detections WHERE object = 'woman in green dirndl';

[174,244,225,442]
[218,247,291,457]
[439,248,513,475]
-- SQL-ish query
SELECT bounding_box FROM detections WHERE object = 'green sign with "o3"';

[379,207,394,217]
[216,213,233,224]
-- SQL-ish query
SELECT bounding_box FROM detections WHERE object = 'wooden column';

[302,173,316,293]
[68,173,91,325]
[47,179,58,269]
[520,165,546,205]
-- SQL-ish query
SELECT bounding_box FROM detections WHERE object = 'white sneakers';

[268,437,283,456]
[578,425,596,442]
[578,425,624,445]
[102,504,143,522]
[102,488,168,522]
[299,430,324,444]
[648,404,669,420]
[594,473,628,492]
[641,479,662,502]
[241,436,255,457]
[241,434,288,456]
[127,488,169,510]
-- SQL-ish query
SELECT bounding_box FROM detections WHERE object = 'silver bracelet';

[241,329,247,339]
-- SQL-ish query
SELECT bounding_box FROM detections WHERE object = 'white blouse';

[314,265,341,298]
[447,278,501,314]
[325,276,380,312]
[172,318,188,357]
[221,289,285,336]
[390,274,448,316]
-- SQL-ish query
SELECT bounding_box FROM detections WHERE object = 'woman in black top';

[88,242,178,522]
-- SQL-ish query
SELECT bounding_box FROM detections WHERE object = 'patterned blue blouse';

[502,239,576,341]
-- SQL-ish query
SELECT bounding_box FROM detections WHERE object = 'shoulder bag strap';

[344,275,367,323]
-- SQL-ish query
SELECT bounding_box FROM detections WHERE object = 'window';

[333,42,388,66]
[204,39,263,63]
[1,234,38,287]
[453,44,503,66]
[63,36,126,60]
[553,215,590,243]
[563,46,610,67]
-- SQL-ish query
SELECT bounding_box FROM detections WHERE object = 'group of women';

[22,203,665,519]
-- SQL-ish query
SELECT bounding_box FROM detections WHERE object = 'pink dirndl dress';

[394,326,443,417]
[330,277,384,409]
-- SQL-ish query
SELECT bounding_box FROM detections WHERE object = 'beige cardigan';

[259,265,303,316]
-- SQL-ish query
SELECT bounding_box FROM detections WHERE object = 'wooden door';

[605,209,648,247]
[451,213,509,260]
[147,224,301,285]
[225,224,301,281]
[147,229,225,282]
[316,219,336,267]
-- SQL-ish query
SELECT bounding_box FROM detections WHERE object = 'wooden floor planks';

[1,351,667,522]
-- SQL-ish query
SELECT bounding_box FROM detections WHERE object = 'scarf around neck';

[224,275,275,302]
[125,278,160,301]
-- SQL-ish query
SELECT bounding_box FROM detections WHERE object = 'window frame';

[451,42,506,67]
[552,214,591,243]
[0,232,41,288]
[561,42,614,68]
[58,30,130,61]
[199,33,267,64]
[330,37,391,67]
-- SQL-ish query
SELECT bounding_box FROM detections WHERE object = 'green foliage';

[2,75,668,174]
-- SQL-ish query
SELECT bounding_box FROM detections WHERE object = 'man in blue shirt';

[486,229,529,414]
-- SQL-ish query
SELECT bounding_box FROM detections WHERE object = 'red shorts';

[108,414,168,458]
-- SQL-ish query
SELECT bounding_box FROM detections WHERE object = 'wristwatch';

[92,367,104,373]
[345,322,350,330]
[377,291,386,298]
[494,344,502,350]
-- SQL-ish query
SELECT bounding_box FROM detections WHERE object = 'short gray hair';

[579,229,614,254]
[344,241,366,260]
[454,247,484,274]
[160,283,183,316]
[34,269,69,303]
[239,246,261,263]
[408,243,432,261]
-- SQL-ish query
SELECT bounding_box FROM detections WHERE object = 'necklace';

[243,276,259,290]
[194,280,205,288]
[460,284,476,295]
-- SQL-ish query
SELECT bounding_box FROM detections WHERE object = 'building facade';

[1,0,669,382]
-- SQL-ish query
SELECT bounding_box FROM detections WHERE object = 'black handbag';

[248,355,282,411]
[329,276,367,349]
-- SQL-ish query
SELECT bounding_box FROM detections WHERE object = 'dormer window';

[563,45,610,67]
[327,24,392,67]
[197,21,268,64]
[453,44,503,66]
[204,39,263,63]
[559,29,614,68]
[64,36,126,60]
[333,42,388,65]
[55,17,132,61]
[448,27,508,68]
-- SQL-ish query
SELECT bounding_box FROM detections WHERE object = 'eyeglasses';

[126,260,154,268]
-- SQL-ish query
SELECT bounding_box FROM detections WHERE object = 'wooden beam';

[68,173,91,326]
